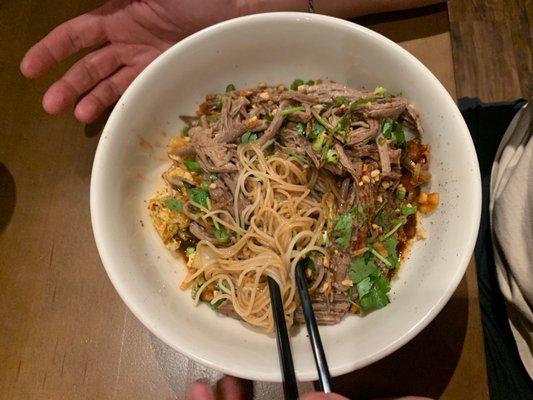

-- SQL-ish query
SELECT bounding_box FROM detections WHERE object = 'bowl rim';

[90,11,482,381]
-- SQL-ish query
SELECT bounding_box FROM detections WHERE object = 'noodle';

[186,145,327,331]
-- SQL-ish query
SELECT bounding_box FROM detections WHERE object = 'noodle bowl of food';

[91,13,481,381]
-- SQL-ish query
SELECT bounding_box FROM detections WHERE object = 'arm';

[21,0,443,123]
[242,0,443,18]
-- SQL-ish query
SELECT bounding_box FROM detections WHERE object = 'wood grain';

[448,0,532,101]
[0,2,488,399]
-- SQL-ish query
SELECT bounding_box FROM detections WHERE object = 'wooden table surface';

[0,2,491,399]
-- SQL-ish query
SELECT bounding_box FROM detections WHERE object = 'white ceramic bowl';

[91,12,481,382]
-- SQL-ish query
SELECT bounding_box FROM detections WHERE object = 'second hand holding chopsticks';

[268,266,332,400]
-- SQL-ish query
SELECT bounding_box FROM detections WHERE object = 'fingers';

[185,380,215,400]
[74,63,140,124]
[42,44,134,116]
[216,376,253,400]
[300,393,349,400]
[20,11,105,79]
[73,65,140,123]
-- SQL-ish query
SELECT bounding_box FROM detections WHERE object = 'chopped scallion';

[290,79,304,91]
[241,132,258,143]
[280,106,305,117]
[325,149,339,163]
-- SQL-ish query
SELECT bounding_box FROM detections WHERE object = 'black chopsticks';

[268,267,332,400]
[295,264,332,393]
[268,277,299,400]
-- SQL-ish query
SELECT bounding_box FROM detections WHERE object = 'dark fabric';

[459,98,533,400]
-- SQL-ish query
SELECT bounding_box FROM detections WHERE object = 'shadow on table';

[329,277,469,399]
[84,107,112,138]
[353,2,449,43]
[0,162,16,236]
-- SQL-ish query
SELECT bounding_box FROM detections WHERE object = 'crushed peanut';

[259,92,270,100]
[417,228,429,239]
[372,223,382,233]
[341,279,353,287]
[370,169,381,178]
[209,183,217,189]
[418,192,428,204]
[377,194,383,203]
[245,116,259,128]
[362,175,370,183]
[319,282,330,293]
[381,181,391,189]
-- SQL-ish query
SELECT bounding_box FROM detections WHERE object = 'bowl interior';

[91,13,480,381]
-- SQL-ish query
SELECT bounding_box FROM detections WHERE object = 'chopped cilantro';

[184,158,202,173]
[333,211,354,249]
[187,187,210,209]
[336,114,350,133]
[209,174,218,181]
[290,79,304,91]
[349,257,378,284]
[384,236,400,268]
[241,132,258,143]
[186,247,196,257]
[214,225,229,243]
[313,112,336,133]
[333,96,348,107]
[296,122,306,136]
[358,274,390,309]
[401,203,417,216]
[394,122,406,146]
[381,118,394,139]
[225,83,236,92]
[381,118,406,146]
[309,121,325,140]
[182,125,191,135]
[265,114,274,122]
[163,198,184,212]
[305,79,315,86]
[370,248,393,268]
[380,218,406,241]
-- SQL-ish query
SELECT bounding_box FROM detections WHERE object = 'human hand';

[184,375,348,400]
[20,0,246,123]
